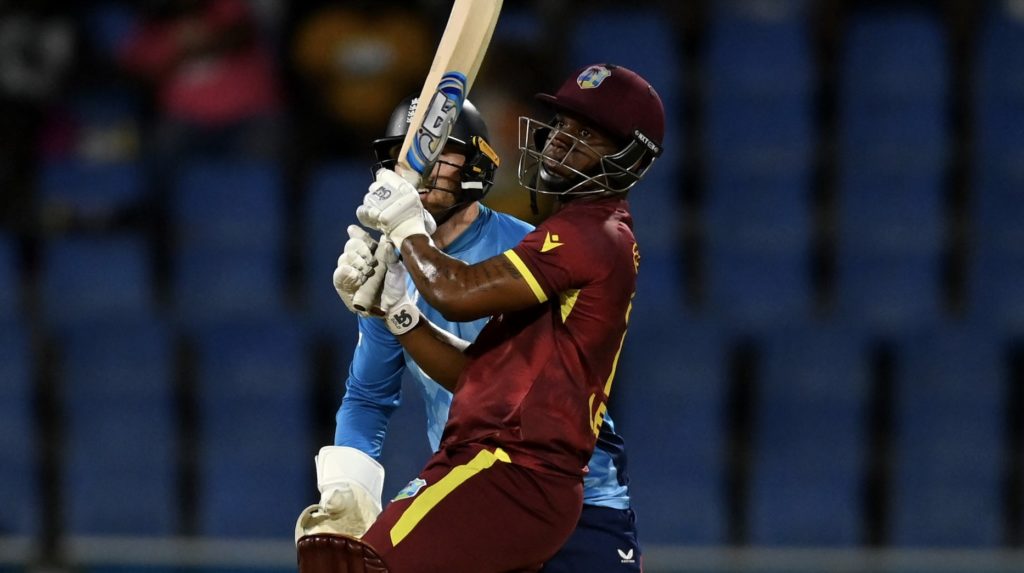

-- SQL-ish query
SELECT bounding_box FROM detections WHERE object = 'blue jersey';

[335,205,631,509]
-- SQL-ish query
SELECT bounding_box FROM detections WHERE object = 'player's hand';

[295,446,385,543]
[333,225,382,317]
[357,168,437,247]
[380,255,421,336]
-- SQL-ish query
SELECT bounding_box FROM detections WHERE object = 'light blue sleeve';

[334,315,405,460]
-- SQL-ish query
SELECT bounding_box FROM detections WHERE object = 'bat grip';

[351,239,392,313]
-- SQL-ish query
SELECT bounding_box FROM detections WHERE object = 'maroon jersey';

[439,196,639,478]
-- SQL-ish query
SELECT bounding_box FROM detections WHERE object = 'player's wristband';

[385,301,421,335]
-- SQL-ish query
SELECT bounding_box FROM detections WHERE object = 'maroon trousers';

[361,445,583,573]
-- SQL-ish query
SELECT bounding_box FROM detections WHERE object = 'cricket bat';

[353,0,503,312]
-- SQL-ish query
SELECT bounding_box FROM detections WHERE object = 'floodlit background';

[1,0,1023,571]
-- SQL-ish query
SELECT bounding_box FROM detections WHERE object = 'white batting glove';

[380,257,421,336]
[294,446,385,543]
[357,169,437,248]
[333,225,382,317]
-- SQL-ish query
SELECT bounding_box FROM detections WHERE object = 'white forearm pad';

[316,446,385,525]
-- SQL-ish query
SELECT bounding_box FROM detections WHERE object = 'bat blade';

[395,0,503,185]
[355,0,502,312]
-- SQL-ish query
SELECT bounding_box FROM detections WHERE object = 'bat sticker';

[406,71,468,174]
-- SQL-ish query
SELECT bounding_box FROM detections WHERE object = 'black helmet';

[372,97,499,204]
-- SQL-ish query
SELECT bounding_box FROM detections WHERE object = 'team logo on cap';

[577,65,611,89]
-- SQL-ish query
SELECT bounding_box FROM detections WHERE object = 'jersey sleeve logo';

[540,232,564,253]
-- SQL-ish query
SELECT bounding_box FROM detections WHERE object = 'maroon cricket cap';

[536,63,665,146]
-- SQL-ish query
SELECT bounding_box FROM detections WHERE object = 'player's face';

[418,149,467,217]
[540,113,619,181]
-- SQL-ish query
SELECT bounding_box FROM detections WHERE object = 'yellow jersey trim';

[390,448,511,546]
[504,250,548,303]
[559,289,581,323]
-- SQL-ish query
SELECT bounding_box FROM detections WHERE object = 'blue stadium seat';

[38,159,145,222]
[41,235,153,326]
[0,322,37,536]
[748,324,870,545]
[972,4,1024,259]
[840,10,948,164]
[836,250,942,331]
[617,312,728,544]
[707,0,811,94]
[60,320,177,535]
[972,154,1024,254]
[838,161,946,252]
[705,156,811,247]
[705,0,814,160]
[968,251,1024,331]
[842,10,947,100]
[889,325,1005,547]
[303,162,368,333]
[706,243,810,328]
[173,160,284,253]
[195,319,312,538]
[635,249,687,306]
[0,237,19,318]
[974,2,1024,160]
[174,248,285,326]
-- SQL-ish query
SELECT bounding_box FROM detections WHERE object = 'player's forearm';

[400,236,490,321]
[395,320,469,392]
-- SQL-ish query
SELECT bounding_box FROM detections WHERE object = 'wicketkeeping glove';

[357,169,437,248]
[295,445,385,542]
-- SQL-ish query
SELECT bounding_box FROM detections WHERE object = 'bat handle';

[352,238,393,313]
[395,163,423,186]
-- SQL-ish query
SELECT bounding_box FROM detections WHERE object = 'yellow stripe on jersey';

[603,296,634,396]
[559,289,581,323]
[390,448,511,546]
[503,250,548,303]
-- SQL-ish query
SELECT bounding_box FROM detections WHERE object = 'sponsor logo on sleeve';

[541,232,564,253]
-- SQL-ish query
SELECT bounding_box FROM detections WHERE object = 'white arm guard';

[295,446,385,542]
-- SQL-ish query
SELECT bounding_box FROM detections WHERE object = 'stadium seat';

[841,9,947,110]
[174,248,286,326]
[0,322,37,536]
[173,160,284,253]
[0,237,19,318]
[705,155,811,248]
[974,1,1024,162]
[706,243,811,328]
[838,160,946,252]
[888,325,1005,547]
[971,2,1024,295]
[705,0,814,159]
[60,320,178,535]
[618,311,729,544]
[835,249,942,332]
[748,324,870,545]
[303,162,368,333]
[38,159,145,223]
[839,9,949,169]
[635,248,687,306]
[194,319,312,538]
[40,235,153,327]
[968,249,1024,331]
